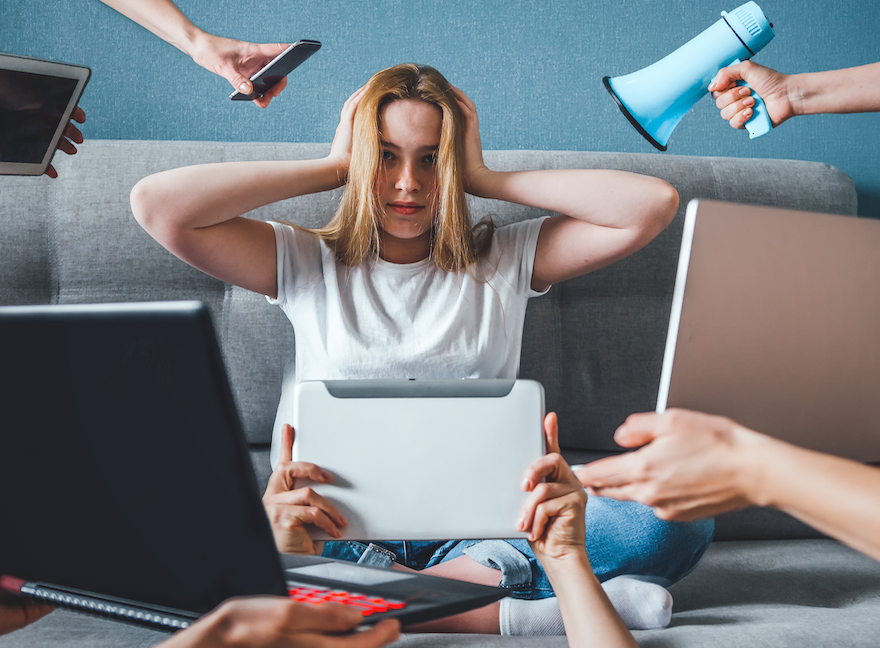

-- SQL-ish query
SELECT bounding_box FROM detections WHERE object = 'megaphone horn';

[604,1,775,151]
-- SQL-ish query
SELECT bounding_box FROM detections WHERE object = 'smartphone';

[229,39,321,101]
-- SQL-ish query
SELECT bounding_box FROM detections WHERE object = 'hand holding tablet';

[0,53,90,178]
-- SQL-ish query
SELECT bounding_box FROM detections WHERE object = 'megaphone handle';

[737,81,772,139]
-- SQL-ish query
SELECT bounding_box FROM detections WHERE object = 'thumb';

[709,62,747,92]
[543,412,561,455]
[229,72,253,96]
[613,413,662,449]
[281,424,294,463]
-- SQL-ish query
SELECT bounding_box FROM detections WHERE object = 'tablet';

[0,52,90,176]
[292,379,546,541]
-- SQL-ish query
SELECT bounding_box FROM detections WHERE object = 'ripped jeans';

[322,495,715,600]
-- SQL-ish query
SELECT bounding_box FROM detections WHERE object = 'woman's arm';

[450,87,679,292]
[97,0,291,106]
[711,61,880,130]
[130,86,367,297]
[519,413,638,648]
[577,409,880,563]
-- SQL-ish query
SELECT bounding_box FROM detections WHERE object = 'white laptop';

[293,379,546,540]
[0,52,90,176]
[658,199,880,462]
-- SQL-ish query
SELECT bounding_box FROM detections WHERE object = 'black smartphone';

[229,39,321,101]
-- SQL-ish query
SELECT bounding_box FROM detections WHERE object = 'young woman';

[132,63,712,636]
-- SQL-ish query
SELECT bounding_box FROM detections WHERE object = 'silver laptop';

[293,379,546,540]
[658,199,880,462]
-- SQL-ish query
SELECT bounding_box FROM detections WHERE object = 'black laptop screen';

[0,68,78,164]
[0,304,287,613]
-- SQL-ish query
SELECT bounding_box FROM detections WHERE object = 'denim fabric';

[356,543,397,569]
[322,495,714,600]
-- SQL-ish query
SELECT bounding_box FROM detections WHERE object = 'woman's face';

[375,98,441,246]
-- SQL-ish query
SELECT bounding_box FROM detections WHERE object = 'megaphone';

[604,2,775,151]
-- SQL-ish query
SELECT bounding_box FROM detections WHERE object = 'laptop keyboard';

[287,584,406,615]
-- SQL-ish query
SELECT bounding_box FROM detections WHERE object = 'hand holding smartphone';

[229,39,321,101]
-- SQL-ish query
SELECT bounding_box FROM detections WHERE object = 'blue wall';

[3,0,878,216]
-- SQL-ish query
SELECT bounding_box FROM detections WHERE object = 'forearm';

[98,0,204,57]
[470,168,677,232]
[542,553,638,648]
[750,433,880,562]
[132,157,344,232]
[789,62,880,116]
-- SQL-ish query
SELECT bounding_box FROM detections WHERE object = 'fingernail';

[516,517,525,531]
[708,82,716,91]
[521,479,530,491]
[739,87,750,96]
[322,470,333,481]
[239,82,250,92]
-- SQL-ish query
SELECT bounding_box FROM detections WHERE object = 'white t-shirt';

[267,217,549,466]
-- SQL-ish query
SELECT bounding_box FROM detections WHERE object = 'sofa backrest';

[0,141,857,458]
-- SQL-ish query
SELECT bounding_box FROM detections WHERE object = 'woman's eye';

[381,150,394,161]
[423,153,438,164]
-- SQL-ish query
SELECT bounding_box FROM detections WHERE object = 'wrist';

[322,154,350,187]
[464,166,496,199]
[185,28,215,64]
[539,547,593,582]
[732,423,783,509]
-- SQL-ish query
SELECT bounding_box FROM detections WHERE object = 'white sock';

[601,575,673,630]
[498,576,673,636]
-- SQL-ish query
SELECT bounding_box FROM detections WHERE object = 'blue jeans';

[322,495,714,600]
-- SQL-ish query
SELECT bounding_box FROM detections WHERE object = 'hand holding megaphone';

[605,2,775,150]
[710,60,794,131]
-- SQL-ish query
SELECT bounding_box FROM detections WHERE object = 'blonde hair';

[312,64,495,272]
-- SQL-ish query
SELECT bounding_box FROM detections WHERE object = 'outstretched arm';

[450,86,679,292]
[576,409,880,563]
[519,413,638,648]
[97,0,291,107]
[710,61,880,130]
[157,597,399,648]
[130,86,367,297]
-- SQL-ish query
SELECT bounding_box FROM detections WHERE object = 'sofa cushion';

[0,142,857,454]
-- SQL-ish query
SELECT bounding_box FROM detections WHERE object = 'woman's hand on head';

[262,425,348,555]
[328,85,369,178]
[449,85,491,196]
[517,413,589,564]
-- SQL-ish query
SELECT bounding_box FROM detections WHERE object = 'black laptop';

[0,301,507,630]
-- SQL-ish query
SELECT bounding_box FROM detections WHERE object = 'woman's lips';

[388,202,424,216]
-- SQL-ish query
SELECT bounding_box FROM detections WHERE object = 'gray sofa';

[2,140,879,648]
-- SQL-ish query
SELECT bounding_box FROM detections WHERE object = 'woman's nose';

[394,162,421,193]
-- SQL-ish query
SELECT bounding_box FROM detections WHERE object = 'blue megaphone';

[604,1,775,151]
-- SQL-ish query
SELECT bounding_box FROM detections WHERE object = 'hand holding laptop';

[577,409,760,521]
[576,408,880,566]
[263,424,348,554]
[0,589,53,635]
[157,597,399,648]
